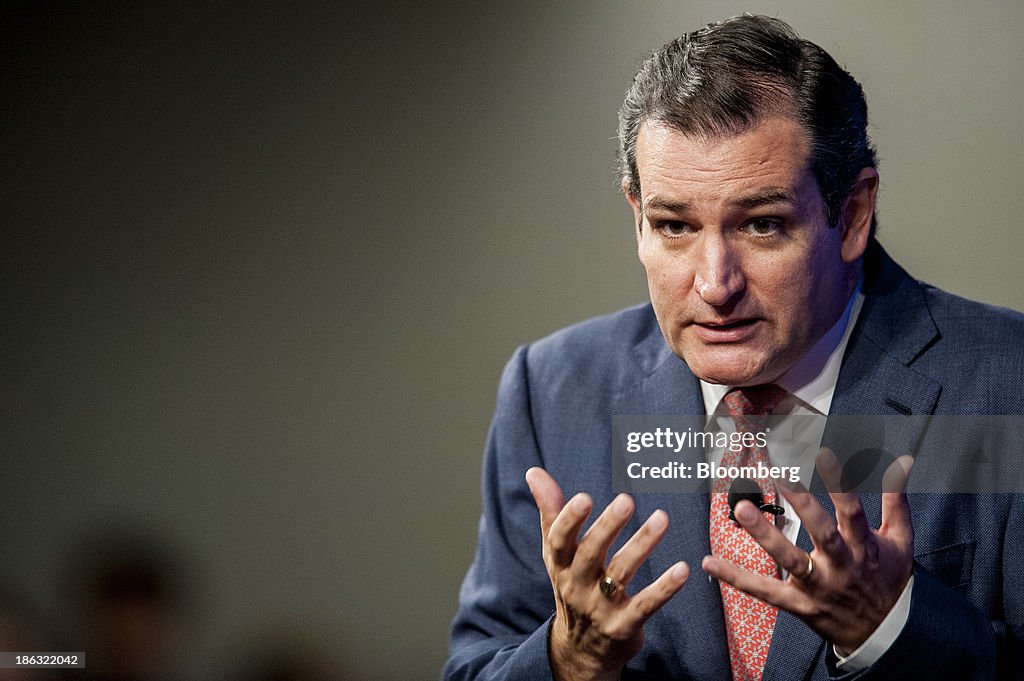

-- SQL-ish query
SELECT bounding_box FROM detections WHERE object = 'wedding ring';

[794,554,815,580]
[599,574,622,598]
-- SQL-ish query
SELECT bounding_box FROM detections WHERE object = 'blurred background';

[2,1,1022,679]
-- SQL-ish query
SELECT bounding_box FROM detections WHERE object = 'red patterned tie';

[710,384,787,681]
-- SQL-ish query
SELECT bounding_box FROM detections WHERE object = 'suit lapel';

[822,245,942,493]
[831,243,942,418]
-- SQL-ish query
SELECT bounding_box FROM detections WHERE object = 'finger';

[732,500,810,580]
[880,455,915,542]
[525,467,565,535]
[620,561,689,626]
[545,492,593,568]
[776,479,851,562]
[816,448,872,546]
[701,555,805,613]
[605,509,669,585]
[573,494,635,581]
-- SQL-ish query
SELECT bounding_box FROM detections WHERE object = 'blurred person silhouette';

[0,587,70,681]
[226,627,354,681]
[63,526,193,681]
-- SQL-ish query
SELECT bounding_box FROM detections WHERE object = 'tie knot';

[723,384,787,419]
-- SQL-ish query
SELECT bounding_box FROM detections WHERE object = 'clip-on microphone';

[727,476,785,522]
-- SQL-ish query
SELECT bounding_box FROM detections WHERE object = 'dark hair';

[618,15,876,229]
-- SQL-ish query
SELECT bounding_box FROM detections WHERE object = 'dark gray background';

[3,2,1022,678]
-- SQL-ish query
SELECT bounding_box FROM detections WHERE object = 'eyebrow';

[643,198,693,214]
[643,188,796,214]
[732,189,796,210]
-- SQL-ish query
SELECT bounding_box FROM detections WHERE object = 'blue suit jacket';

[444,244,1024,680]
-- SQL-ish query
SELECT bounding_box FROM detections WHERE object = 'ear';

[623,177,644,254]
[839,167,878,263]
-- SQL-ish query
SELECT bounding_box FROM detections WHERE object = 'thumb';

[881,455,914,542]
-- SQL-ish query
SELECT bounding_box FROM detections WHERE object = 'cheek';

[746,257,811,322]
[755,251,837,330]
[646,259,693,304]
[757,245,827,292]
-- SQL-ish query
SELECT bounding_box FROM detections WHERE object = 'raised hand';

[701,449,915,653]
[525,467,689,681]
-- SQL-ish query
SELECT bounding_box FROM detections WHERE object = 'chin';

[684,354,773,387]
[688,365,761,386]
[699,372,765,387]
[688,358,774,385]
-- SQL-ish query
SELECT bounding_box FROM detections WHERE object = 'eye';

[744,218,782,237]
[654,220,693,238]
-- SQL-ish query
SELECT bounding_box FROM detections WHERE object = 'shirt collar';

[699,281,864,417]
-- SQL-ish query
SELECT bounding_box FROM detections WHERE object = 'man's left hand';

[701,449,915,654]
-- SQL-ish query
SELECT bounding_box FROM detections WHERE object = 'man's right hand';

[525,467,689,681]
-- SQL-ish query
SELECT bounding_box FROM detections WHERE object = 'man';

[444,15,1024,681]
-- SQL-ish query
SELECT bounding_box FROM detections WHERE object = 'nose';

[693,233,745,306]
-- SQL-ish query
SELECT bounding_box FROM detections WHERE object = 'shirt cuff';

[833,575,914,671]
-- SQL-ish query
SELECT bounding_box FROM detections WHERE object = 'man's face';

[628,117,874,386]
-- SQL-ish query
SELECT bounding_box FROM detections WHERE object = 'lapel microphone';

[727,477,785,523]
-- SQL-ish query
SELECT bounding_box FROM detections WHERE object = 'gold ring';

[599,575,622,598]
[795,554,814,580]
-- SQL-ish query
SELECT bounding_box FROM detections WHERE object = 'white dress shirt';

[698,285,913,671]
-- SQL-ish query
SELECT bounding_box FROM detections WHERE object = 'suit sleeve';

[827,494,1024,681]
[442,345,559,681]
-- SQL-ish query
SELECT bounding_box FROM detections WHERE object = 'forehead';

[635,117,818,211]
